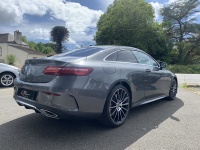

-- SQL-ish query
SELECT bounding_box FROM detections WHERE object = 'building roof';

[10,45,46,56]
[0,33,28,45]
[0,33,13,43]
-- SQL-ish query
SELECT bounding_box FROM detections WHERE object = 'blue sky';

[0,0,199,49]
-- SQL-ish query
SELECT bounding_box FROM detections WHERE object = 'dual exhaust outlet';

[17,100,59,119]
[39,109,59,119]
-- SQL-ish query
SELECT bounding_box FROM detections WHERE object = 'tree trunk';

[57,42,62,54]
[178,44,184,64]
[178,21,184,64]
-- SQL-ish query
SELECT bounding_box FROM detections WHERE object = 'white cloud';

[30,28,50,40]
[48,2,103,35]
[0,0,23,24]
[150,2,163,21]
[168,0,177,4]
[68,38,77,44]
[0,0,103,43]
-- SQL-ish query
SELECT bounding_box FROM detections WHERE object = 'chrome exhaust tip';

[39,109,59,119]
[15,100,59,119]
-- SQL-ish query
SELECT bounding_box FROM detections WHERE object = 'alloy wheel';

[109,88,130,124]
[170,79,177,99]
[1,74,14,87]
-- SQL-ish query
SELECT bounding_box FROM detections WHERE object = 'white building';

[0,31,46,68]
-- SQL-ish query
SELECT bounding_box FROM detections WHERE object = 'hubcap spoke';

[114,94,118,100]
[1,75,13,86]
[121,97,128,103]
[170,80,177,97]
[122,103,129,105]
[121,109,125,116]
[110,105,117,109]
[121,107,128,112]
[111,100,117,104]
[113,110,118,121]
[122,91,126,99]
[111,109,117,117]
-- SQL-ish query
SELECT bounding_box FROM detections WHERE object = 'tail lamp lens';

[42,66,93,76]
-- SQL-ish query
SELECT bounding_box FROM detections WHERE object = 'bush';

[6,54,16,66]
[167,64,200,74]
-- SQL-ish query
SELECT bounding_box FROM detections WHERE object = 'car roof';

[83,45,145,61]
[90,45,143,52]
[47,45,144,62]
[91,45,134,49]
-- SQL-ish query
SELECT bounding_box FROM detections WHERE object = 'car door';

[116,50,145,103]
[132,50,165,100]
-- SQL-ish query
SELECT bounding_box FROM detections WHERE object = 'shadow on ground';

[0,87,13,89]
[0,98,184,150]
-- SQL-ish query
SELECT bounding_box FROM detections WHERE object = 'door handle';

[146,69,151,72]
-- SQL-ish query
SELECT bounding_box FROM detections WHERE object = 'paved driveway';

[0,88,200,150]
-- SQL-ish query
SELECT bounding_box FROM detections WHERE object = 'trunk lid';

[20,57,85,83]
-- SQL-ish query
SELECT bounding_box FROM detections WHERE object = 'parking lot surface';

[0,88,200,150]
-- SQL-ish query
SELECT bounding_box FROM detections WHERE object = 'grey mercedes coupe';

[14,46,178,127]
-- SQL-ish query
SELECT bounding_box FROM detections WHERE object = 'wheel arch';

[0,71,16,78]
[173,76,178,85]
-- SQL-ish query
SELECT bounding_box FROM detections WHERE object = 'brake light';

[42,66,93,76]
[42,66,62,75]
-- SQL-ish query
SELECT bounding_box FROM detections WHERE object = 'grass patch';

[180,83,188,88]
[167,64,200,74]
[6,54,16,66]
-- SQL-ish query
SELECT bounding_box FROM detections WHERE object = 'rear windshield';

[55,47,103,57]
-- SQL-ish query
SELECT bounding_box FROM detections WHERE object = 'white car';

[0,63,20,87]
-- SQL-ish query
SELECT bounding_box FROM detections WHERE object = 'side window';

[105,52,117,61]
[132,51,158,66]
[117,50,138,63]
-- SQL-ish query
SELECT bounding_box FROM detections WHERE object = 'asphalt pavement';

[0,87,200,150]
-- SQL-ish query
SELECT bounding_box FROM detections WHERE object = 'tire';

[100,85,131,127]
[34,109,41,113]
[0,73,15,87]
[167,78,177,101]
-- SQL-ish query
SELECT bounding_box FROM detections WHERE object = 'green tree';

[44,43,56,50]
[50,26,69,54]
[37,42,45,52]
[95,0,171,61]
[21,36,56,55]
[28,41,37,50]
[22,36,28,44]
[161,0,200,64]
[42,47,55,56]
[35,42,55,55]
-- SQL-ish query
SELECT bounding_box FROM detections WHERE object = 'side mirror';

[159,61,167,69]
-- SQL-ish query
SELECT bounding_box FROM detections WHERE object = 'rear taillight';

[42,66,63,75]
[59,67,93,76]
[42,66,93,76]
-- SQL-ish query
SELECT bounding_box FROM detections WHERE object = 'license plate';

[17,88,37,100]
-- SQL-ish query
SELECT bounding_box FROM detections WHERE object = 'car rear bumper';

[15,97,101,119]
[13,77,109,119]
